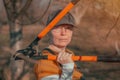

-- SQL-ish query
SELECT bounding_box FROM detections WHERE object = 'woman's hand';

[57,51,73,64]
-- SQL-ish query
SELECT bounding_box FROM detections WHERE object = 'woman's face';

[50,24,73,48]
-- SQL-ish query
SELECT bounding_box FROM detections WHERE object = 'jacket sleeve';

[59,63,74,80]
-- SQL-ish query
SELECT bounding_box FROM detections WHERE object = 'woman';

[34,9,85,80]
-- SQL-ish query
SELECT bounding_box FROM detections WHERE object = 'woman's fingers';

[57,52,73,64]
[57,51,63,61]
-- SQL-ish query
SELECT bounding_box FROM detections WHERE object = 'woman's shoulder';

[42,48,55,55]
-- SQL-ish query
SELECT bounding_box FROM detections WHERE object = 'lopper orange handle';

[43,55,120,62]
[47,55,97,61]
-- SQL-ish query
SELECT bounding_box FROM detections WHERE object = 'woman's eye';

[66,27,73,30]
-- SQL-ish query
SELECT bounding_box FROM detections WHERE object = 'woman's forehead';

[55,24,73,28]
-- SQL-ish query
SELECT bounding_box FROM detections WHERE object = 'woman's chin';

[56,44,67,48]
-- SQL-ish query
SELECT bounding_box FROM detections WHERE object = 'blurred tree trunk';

[3,0,24,80]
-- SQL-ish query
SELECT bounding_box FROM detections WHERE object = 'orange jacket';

[34,48,83,80]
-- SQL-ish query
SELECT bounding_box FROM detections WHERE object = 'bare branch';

[17,0,52,25]
[17,0,33,18]
[73,0,95,25]
[105,13,120,39]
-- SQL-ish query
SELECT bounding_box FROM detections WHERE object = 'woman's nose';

[61,27,66,35]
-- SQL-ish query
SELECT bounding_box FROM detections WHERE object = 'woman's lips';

[59,39,68,42]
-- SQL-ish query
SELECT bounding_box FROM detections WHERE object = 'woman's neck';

[48,44,66,53]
